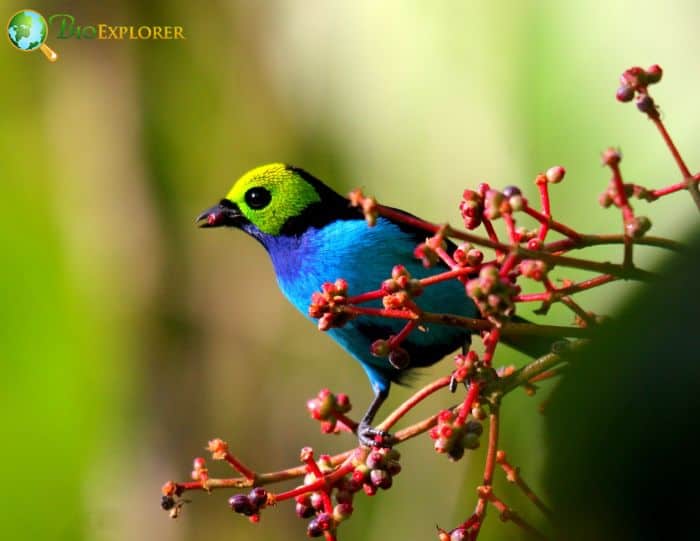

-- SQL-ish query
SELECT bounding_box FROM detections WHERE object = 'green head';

[196,163,355,239]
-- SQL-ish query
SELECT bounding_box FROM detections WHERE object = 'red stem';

[378,376,452,431]
[301,449,334,514]
[502,213,519,244]
[343,306,418,320]
[223,452,256,481]
[608,162,635,223]
[536,181,551,241]
[652,117,692,178]
[389,320,418,348]
[435,246,461,271]
[651,181,685,197]
[481,218,503,256]
[347,289,384,304]
[456,381,481,425]
[523,204,582,241]
[334,412,359,432]
[275,459,356,503]
[482,329,499,366]
[499,252,518,277]
[420,266,479,287]
[514,273,616,302]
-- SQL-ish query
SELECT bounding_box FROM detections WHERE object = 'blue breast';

[263,218,477,392]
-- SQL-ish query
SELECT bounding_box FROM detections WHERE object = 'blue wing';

[268,216,478,392]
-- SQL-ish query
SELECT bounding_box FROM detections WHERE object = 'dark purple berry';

[296,502,315,519]
[307,518,324,537]
[229,494,254,516]
[636,94,658,117]
[370,469,392,489]
[161,495,175,510]
[388,347,410,369]
[386,460,402,476]
[502,185,521,198]
[616,85,634,102]
[248,487,267,508]
[335,489,354,505]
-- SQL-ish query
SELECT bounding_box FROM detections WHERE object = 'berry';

[636,94,658,117]
[333,503,354,522]
[502,185,521,198]
[229,494,254,516]
[388,347,410,369]
[296,502,315,519]
[161,495,175,511]
[248,487,267,508]
[451,528,468,541]
[616,85,635,102]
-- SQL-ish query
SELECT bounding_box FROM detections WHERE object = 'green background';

[1,1,698,540]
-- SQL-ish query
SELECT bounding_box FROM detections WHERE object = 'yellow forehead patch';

[225,163,321,235]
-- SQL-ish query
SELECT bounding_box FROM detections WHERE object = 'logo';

[7,9,57,61]
[7,9,186,62]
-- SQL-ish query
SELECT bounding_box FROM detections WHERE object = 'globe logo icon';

[7,9,58,61]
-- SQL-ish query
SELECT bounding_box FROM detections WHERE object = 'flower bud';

[333,503,354,522]
[545,165,566,183]
[646,64,662,84]
[370,339,390,357]
[365,450,385,470]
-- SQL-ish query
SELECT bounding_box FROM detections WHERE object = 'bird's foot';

[449,372,469,393]
[358,422,395,448]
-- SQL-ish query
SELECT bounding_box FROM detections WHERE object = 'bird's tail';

[499,315,562,359]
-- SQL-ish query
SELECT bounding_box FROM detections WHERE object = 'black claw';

[358,423,394,448]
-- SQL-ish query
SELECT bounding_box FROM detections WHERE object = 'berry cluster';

[380,264,424,306]
[308,279,352,331]
[616,64,663,118]
[484,186,524,220]
[349,188,379,226]
[465,265,519,320]
[518,259,549,281]
[459,187,486,230]
[352,447,402,495]
[430,409,483,461]
[228,487,268,522]
[306,388,353,434]
[452,244,484,267]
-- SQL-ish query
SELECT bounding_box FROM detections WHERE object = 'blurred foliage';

[546,228,700,541]
[0,1,698,540]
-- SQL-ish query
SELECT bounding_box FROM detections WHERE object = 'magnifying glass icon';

[7,9,58,62]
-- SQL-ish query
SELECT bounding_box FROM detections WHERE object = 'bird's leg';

[358,389,394,448]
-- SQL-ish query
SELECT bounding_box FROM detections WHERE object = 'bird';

[196,163,549,447]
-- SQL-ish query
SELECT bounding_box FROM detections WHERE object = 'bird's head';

[196,163,354,242]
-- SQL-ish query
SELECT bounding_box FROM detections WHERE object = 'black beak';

[195,199,244,228]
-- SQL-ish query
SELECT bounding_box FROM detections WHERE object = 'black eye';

[244,187,272,210]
